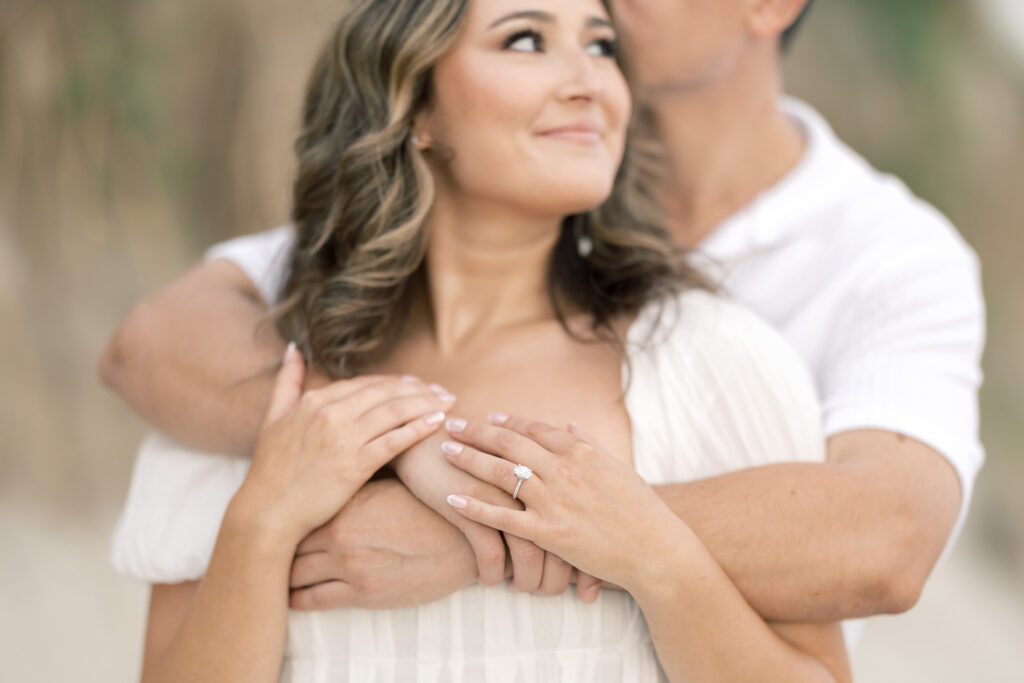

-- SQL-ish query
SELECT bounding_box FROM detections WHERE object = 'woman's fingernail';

[585,585,600,602]
[439,392,457,404]
[447,494,468,509]
[446,418,467,433]
[284,341,297,360]
[488,412,509,426]
[425,412,446,426]
[441,441,464,456]
[402,374,421,383]
[429,383,449,396]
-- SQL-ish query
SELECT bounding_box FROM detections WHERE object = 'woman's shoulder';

[633,288,807,375]
[628,288,825,468]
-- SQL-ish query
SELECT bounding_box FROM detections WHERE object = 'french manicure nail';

[446,418,467,433]
[488,412,509,426]
[447,494,468,509]
[425,412,446,425]
[429,383,449,396]
[284,341,297,360]
[585,585,600,602]
[439,392,457,404]
[402,374,421,382]
[441,441,464,456]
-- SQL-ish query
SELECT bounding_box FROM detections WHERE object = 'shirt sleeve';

[820,220,985,545]
[110,432,250,583]
[204,225,297,306]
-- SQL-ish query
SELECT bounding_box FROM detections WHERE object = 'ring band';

[512,464,533,501]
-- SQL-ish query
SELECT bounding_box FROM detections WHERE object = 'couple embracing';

[102,0,984,681]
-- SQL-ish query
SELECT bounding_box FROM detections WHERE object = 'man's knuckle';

[516,543,543,562]
[477,544,506,567]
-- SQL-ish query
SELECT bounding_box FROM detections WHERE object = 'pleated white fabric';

[112,290,824,682]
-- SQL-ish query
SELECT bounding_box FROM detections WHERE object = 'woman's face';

[417,0,631,218]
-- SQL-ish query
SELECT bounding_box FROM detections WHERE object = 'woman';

[115,0,850,680]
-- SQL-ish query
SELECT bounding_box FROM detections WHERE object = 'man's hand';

[289,478,478,610]
[393,426,581,596]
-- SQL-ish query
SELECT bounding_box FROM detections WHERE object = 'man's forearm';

[100,260,283,455]
[654,431,961,622]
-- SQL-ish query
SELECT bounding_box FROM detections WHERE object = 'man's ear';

[743,0,810,40]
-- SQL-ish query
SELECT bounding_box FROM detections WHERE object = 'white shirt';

[694,98,985,544]
[206,97,986,542]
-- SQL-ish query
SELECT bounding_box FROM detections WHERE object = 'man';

[101,0,984,641]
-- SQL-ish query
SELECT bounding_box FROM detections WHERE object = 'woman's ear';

[743,0,809,40]
[410,118,433,151]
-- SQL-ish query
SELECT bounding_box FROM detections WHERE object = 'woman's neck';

[418,195,563,355]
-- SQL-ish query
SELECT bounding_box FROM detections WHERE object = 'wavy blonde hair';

[275,0,709,377]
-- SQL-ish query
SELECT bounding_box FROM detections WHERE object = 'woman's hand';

[442,414,694,597]
[393,433,586,596]
[233,344,454,548]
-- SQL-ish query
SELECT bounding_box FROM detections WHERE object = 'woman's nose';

[556,49,607,103]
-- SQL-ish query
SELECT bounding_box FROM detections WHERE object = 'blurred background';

[1,0,1022,680]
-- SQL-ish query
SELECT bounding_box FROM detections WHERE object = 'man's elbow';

[870,564,926,615]
[98,302,154,393]
[861,518,938,615]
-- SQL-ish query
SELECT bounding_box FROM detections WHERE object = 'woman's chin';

[530,181,614,217]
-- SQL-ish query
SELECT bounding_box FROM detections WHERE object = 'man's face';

[612,0,750,93]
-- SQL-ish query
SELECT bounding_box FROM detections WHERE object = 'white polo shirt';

[206,98,985,543]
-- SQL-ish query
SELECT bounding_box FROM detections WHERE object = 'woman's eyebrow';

[488,10,554,29]
[488,11,612,30]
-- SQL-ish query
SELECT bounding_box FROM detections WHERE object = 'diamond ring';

[512,464,533,501]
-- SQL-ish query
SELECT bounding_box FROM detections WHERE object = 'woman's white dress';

[112,290,825,682]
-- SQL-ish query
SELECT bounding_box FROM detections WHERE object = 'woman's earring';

[577,234,594,258]
[575,218,594,258]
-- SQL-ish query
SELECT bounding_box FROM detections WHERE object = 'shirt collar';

[696,97,874,262]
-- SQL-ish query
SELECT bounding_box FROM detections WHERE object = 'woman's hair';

[274,0,709,378]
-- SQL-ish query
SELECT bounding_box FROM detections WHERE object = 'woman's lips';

[537,124,604,145]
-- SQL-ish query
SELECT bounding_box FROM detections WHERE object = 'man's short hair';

[781,0,815,52]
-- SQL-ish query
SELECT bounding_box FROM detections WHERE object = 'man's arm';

[99,259,284,455]
[100,253,962,622]
[653,429,961,622]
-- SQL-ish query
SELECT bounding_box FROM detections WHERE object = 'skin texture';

[99,0,970,678]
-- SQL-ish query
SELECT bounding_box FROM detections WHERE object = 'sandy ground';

[2,494,1023,683]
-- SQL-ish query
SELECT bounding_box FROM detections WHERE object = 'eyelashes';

[589,37,619,59]
[501,27,619,59]
[503,28,543,52]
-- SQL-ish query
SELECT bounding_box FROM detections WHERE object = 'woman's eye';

[586,37,619,59]
[504,29,543,53]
